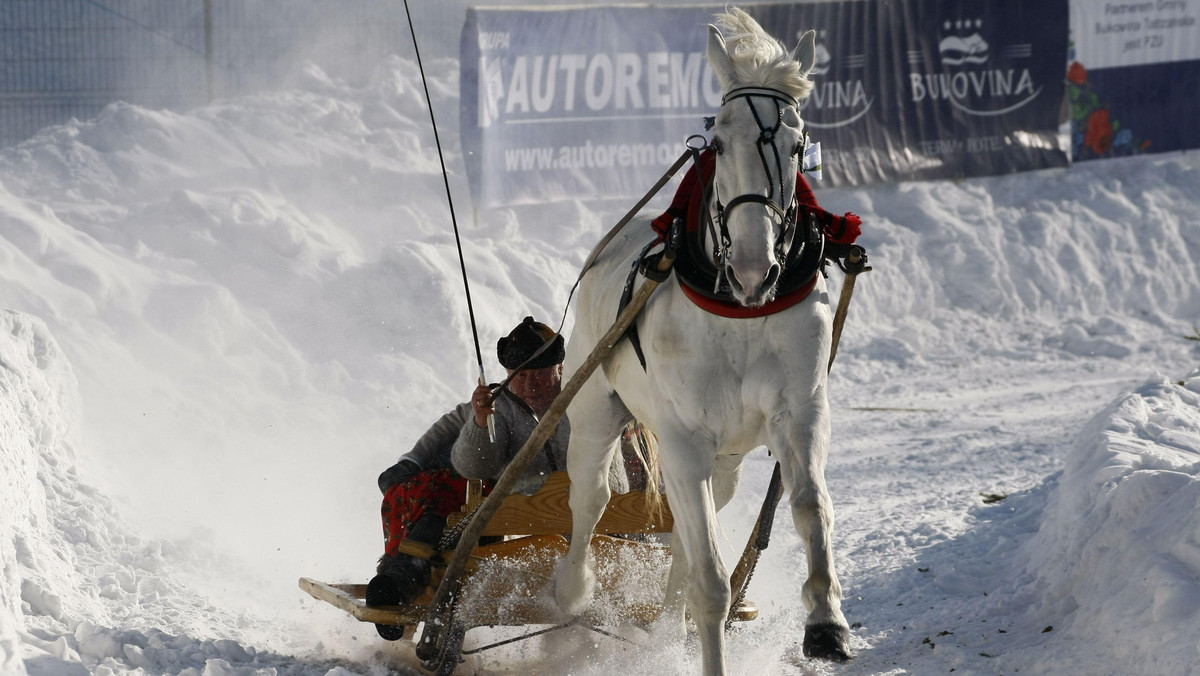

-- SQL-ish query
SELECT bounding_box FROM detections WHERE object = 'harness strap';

[646,148,864,322]
[722,86,799,107]
[617,239,663,371]
[723,193,787,222]
[577,143,699,282]
[652,149,861,247]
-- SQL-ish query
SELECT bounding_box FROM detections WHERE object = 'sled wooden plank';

[298,577,424,625]
[448,472,674,536]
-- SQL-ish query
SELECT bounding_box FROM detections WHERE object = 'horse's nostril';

[763,264,781,289]
[725,265,744,293]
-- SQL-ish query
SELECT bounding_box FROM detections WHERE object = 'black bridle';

[706,86,805,290]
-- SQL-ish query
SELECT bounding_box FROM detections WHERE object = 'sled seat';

[445,471,674,536]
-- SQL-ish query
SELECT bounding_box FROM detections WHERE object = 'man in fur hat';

[366,317,624,638]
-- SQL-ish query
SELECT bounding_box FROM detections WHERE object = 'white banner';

[1071,0,1200,68]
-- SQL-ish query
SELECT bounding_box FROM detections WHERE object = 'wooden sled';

[302,248,773,675]
[300,472,760,675]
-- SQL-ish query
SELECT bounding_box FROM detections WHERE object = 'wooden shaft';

[827,250,862,371]
[726,463,783,613]
[464,479,483,512]
[425,253,676,623]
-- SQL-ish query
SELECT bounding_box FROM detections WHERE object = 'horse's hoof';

[648,615,688,643]
[552,561,595,615]
[803,623,854,661]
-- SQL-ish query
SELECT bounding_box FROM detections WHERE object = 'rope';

[460,619,637,656]
[437,501,483,552]
[482,145,698,409]
[726,558,759,631]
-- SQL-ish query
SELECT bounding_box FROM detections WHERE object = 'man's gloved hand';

[377,458,420,494]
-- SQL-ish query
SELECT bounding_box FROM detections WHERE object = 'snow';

[2,28,1199,676]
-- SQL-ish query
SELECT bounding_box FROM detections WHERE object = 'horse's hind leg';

[656,451,743,651]
[554,378,627,615]
[657,434,730,676]
[769,401,853,661]
[660,454,742,638]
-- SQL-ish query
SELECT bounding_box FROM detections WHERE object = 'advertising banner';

[461,1,1070,208]
[1068,0,1200,160]
[460,6,717,207]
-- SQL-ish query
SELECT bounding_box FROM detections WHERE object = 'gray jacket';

[378,391,628,496]
[451,392,570,495]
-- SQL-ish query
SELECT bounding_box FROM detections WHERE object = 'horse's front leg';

[769,398,853,661]
[659,432,729,676]
[554,382,626,615]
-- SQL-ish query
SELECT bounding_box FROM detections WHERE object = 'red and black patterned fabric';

[380,469,493,558]
[651,148,861,245]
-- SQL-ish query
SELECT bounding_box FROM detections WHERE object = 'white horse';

[554,8,852,674]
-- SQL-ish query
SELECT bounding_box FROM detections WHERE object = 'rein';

[482,141,702,411]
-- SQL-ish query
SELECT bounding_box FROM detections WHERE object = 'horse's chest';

[650,319,753,375]
[643,321,779,425]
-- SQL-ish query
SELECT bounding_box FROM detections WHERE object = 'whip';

[402,0,495,440]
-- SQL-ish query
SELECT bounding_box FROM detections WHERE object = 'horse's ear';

[707,24,738,90]
[793,29,817,77]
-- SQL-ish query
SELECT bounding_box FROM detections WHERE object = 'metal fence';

[0,0,412,146]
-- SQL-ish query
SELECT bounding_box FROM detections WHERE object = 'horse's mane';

[714,8,814,100]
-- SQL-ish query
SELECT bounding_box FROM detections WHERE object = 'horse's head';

[705,10,817,307]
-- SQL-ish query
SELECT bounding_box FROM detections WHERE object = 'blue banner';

[461,1,1070,207]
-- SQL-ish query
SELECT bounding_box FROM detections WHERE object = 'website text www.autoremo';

[504,140,678,171]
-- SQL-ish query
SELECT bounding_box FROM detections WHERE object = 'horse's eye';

[711,137,724,155]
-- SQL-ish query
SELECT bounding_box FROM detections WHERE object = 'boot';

[368,554,431,606]
[367,554,431,641]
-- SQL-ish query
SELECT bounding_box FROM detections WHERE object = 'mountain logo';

[939,29,989,66]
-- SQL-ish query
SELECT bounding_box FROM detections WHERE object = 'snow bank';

[0,310,145,673]
[817,154,1200,373]
[0,310,355,676]
[0,313,66,675]
[0,57,466,584]
[0,53,597,592]
[1019,368,1200,673]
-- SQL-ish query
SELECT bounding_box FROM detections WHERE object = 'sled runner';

[300,472,761,675]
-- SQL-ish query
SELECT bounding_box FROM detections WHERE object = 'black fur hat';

[497,316,564,370]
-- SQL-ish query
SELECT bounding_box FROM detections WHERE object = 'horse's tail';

[626,420,666,522]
